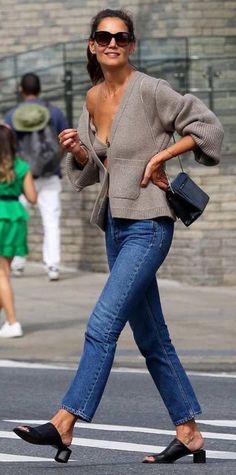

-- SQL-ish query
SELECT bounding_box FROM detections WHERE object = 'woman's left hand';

[141,153,169,191]
[141,136,197,190]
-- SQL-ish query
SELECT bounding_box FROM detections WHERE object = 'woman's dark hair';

[87,9,136,85]
[0,125,16,183]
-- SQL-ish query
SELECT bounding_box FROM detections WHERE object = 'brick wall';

[1,0,236,284]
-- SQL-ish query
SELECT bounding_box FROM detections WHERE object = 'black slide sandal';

[13,422,72,463]
[142,438,206,464]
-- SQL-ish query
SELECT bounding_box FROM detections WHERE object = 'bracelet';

[80,144,89,160]
[74,142,89,166]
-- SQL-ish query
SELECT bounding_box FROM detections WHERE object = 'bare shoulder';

[86,84,103,116]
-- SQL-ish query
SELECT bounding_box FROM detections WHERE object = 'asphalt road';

[0,362,236,474]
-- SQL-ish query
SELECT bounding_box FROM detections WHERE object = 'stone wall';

[0,0,236,56]
[159,157,236,285]
[0,0,236,284]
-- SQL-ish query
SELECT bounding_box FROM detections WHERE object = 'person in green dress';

[0,124,37,338]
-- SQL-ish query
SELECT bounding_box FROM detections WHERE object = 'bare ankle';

[51,409,77,433]
[176,420,203,449]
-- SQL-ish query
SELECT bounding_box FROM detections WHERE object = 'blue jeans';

[62,207,201,425]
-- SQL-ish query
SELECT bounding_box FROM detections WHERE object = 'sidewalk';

[1,263,236,372]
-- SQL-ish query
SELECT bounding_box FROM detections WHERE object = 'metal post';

[174,70,186,94]
[185,37,190,93]
[13,55,20,104]
[207,65,214,111]
[64,68,73,126]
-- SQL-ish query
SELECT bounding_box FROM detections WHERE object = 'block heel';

[55,446,72,463]
[193,449,206,463]
[13,422,72,464]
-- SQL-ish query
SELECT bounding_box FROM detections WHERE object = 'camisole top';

[90,120,108,163]
[93,135,108,162]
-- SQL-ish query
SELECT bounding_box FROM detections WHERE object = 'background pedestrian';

[0,124,37,338]
[5,72,68,281]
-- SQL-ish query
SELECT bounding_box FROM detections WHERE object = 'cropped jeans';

[62,206,201,425]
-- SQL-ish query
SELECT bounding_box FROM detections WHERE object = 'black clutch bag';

[166,171,209,227]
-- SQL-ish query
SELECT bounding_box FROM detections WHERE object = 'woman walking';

[14,9,224,463]
[0,124,37,338]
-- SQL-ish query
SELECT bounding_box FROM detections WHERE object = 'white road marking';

[0,360,70,370]
[1,431,236,460]
[199,420,236,428]
[0,431,18,439]
[75,439,236,460]
[70,438,236,459]
[2,361,236,462]
[1,360,236,379]
[113,368,236,379]
[76,423,236,441]
[0,453,53,462]
[187,371,236,379]
[4,421,236,441]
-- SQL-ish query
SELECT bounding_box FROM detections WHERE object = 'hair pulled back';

[87,9,135,85]
[0,125,16,183]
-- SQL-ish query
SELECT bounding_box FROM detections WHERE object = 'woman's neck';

[102,66,135,96]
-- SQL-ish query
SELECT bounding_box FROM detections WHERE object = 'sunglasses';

[93,31,133,47]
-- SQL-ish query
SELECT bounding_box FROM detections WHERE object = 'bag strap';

[172,135,184,172]
[166,135,184,191]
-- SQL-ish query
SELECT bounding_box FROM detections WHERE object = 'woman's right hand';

[58,128,81,156]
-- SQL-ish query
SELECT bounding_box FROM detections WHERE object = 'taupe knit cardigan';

[66,71,224,230]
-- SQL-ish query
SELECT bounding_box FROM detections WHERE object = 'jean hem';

[174,410,202,426]
[61,405,92,422]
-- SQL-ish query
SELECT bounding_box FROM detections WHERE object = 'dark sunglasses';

[93,31,133,47]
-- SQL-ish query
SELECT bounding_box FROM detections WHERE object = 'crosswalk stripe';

[5,420,236,441]
[113,368,236,379]
[76,422,236,441]
[0,432,20,439]
[187,371,236,379]
[0,453,52,462]
[0,360,70,370]
[198,420,236,428]
[71,437,236,460]
[1,431,236,460]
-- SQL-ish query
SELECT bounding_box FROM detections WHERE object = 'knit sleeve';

[66,152,99,191]
[155,79,224,166]
[65,105,99,191]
